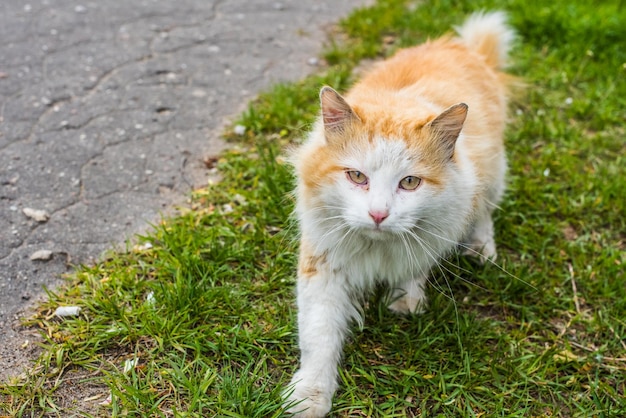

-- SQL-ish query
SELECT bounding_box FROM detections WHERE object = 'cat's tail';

[455,11,515,69]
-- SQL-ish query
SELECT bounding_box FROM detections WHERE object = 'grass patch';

[2,0,625,416]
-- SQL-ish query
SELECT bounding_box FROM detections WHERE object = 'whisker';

[411,223,537,291]
[399,227,458,302]
[402,229,466,283]
[399,226,465,357]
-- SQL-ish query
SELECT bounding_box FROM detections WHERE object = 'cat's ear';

[320,86,360,135]
[426,103,468,159]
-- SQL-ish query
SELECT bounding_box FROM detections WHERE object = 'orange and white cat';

[286,12,516,417]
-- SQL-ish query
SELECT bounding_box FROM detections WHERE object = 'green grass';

[2,0,625,416]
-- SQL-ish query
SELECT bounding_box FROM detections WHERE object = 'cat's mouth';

[358,224,392,240]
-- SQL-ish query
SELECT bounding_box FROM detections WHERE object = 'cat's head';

[296,86,471,240]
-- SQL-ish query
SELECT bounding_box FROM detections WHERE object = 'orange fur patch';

[297,240,327,279]
[348,37,509,181]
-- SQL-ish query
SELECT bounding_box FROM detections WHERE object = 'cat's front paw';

[286,395,331,418]
[388,294,427,315]
[285,375,332,417]
[388,280,427,315]
[463,218,497,263]
[462,237,497,264]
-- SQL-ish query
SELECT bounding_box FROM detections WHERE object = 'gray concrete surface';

[0,0,369,379]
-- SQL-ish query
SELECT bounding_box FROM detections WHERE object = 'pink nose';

[369,210,389,225]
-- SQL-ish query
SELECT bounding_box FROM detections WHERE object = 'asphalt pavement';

[0,0,369,380]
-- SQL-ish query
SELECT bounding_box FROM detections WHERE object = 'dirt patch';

[0,308,45,384]
[46,368,111,417]
[562,224,579,241]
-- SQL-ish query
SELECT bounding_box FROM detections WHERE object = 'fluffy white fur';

[455,10,516,68]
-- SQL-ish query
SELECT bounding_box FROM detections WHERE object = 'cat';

[285,11,516,417]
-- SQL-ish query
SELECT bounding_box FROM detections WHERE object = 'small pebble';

[31,250,53,260]
[192,89,207,98]
[23,207,50,222]
[233,124,246,136]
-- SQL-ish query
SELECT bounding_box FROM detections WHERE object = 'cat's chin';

[358,226,393,240]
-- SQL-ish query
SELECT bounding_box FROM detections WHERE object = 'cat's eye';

[346,170,368,186]
[399,176,421,190]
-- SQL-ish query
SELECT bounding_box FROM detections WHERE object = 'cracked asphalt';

[0,0,369,379]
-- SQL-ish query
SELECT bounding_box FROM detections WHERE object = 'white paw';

[462,237,497,264]
[463,216,497,263]
[285,376,332,417]
[388,294,427,315]
[387,279,427,315]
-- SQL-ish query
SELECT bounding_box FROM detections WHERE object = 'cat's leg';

[388,276,428,315]
[463,208,497,263]
[286,272,354,417]
[464,161,504,262]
